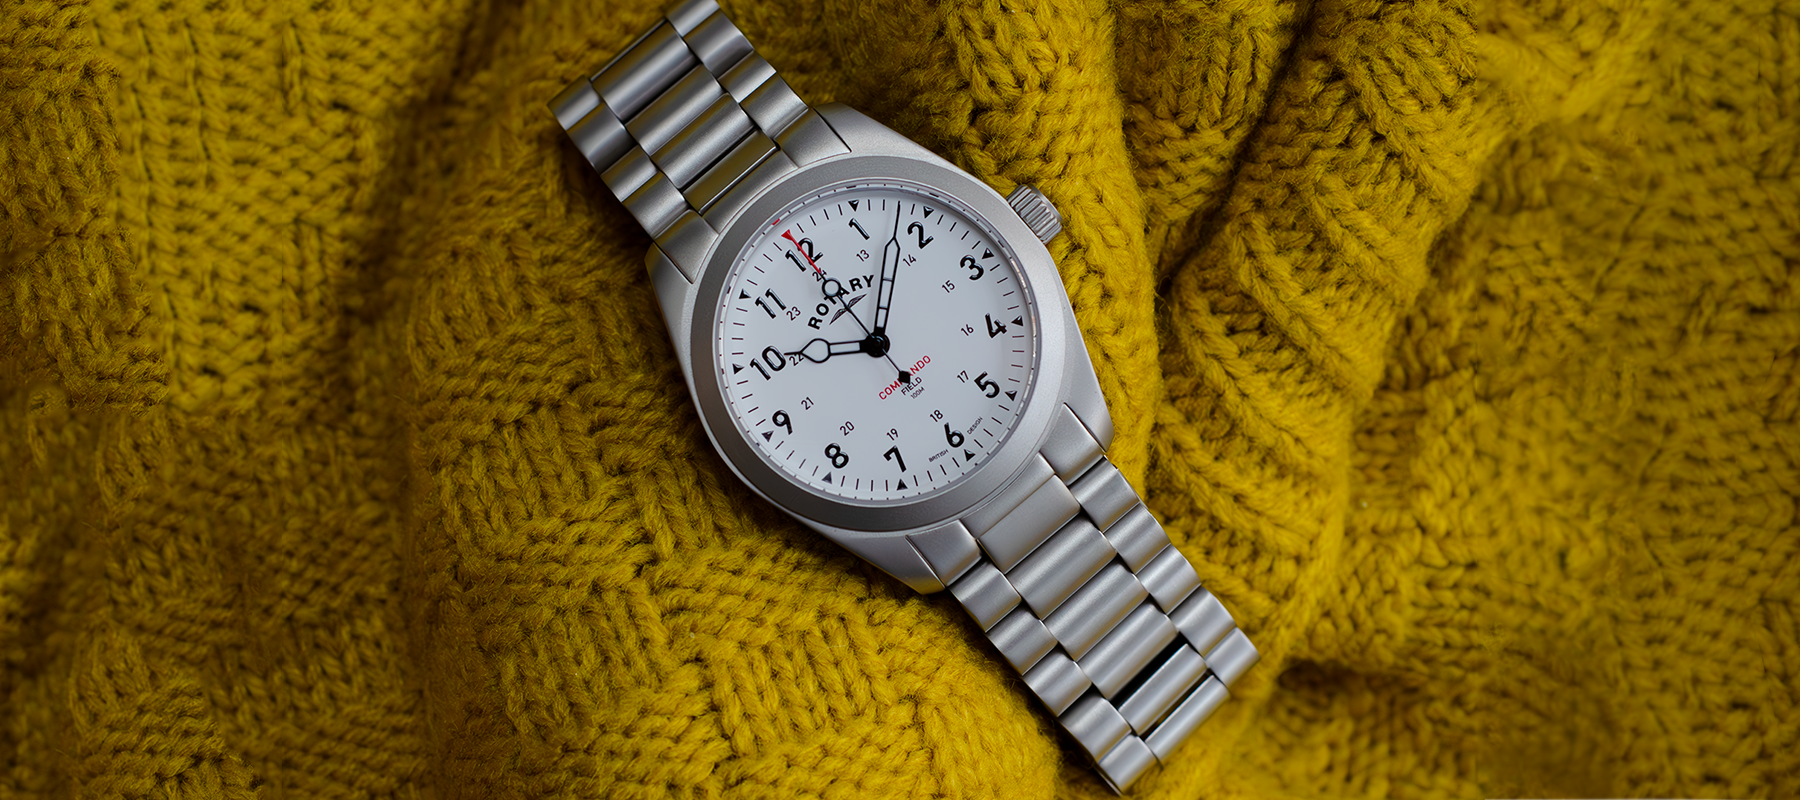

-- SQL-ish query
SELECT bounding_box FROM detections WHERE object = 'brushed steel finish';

[1069,458,1137,532]
[1061,690,1130,759]
[1005,516,1113,617]
[835,533,943,594]
[907,522,981,586]
[665,0,719,34]
[684,131,775,212]
[1168,586,1237,656]
[594,23,695,119]
[1097,735,1156,794]
[741,74,807,136]
[1145,676,1228,763]
[1116,644,1205,734]
[774,109,851,166]
[567,104,632,172]
[949,560,1021,631]
[653,95,753,188]
[654,211,716,283]
[1040,403,1103,483]
[1137,545,1201,613]
[1044,563,1146,660]
[720,53,776,102]
[962,454,1054,535]
[648,244,693,320]
[624,173,688,237]
[602,145,657,199]
[1100,503,1169,572]
[550,77,601,130]
[627,65,723,155]
[1006,184,1063,244]
[1022,649,1090,715]
[1078,602,1178,699]
[976,474,1080,572]
[682,10,753,75]
[989,606,1056,673]
[701,150,796,229]
[1203,628,1260,688]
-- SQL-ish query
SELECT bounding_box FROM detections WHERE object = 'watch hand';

[871,230,900,336]
[790,338,864,364]
[780,233,912,384]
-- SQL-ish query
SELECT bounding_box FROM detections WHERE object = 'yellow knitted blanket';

[3,0,1796,796]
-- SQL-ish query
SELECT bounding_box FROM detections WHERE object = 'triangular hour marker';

[1012,317,1023,326]
[732,363,743,374]
[762,431,773,441]
[849,200,859,210]
[739,290,750,299]
[982,248,993,259]
[923,207,933,218]
[963,450,974,461]
[1005,391,1017,401]
[823,473,833,483]
[896,480,907,489]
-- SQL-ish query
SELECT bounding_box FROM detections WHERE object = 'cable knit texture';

[2,0,1796,797]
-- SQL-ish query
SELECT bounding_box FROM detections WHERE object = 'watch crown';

[1006,184,1062,244]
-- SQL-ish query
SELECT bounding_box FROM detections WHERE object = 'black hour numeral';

[750,345,785,380]
[754,288,787,319]
[782,238,823,272]
[825,443,850,468]
[848,219,870,239]
[772,410,793,434]
[985,314,1008,338]
[907,221,933,249]
[974,371,1000,398]
[944,424,964,448]
[883,446,906,473]
[962,255,984,280]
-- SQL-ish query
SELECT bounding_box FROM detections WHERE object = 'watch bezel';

[689,154,1069,533]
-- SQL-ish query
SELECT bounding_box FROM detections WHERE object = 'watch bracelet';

[925,402,1259,792]
[546,0,1259,792]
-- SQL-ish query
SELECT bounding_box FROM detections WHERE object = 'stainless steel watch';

[548,1,1258,791]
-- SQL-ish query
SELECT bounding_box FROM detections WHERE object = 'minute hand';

[871,233,900,336]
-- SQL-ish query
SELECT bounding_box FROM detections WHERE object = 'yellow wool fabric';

[1,0,1796,796]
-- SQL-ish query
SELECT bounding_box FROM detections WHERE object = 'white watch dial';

[714,182,1040,502]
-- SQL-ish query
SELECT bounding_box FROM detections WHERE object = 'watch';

[547,1,1259,791]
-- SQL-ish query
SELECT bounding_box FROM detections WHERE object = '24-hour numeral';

[883,446,907,473]
[907,221,934,249]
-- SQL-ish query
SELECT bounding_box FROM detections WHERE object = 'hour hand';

[791,338,863,364]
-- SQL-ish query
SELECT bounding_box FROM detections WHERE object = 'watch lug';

[1057,302,1115,449]
[810,523,946,594]
[647,244,697,380]
[814,103,952,164]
